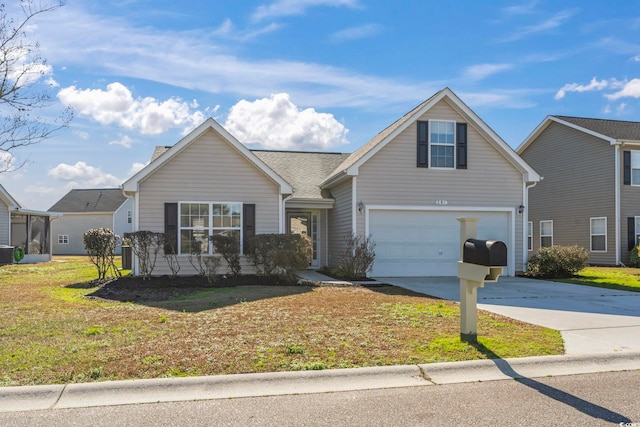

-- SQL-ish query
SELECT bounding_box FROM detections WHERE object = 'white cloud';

[47,161,122,187]
[555,77,610,99]
[330,24,382,42]
[224,93,349,150]
[632,55,640,62]
[252,0,360,22]
[503,1,539,15]
[605,78,640,100]
[500,9,578,42]
[127,162,147,177]
[109,134,135,148]
[463,63,513,81]
[57,82,206,135]
[0,152,17,173]
[72,130,90,140]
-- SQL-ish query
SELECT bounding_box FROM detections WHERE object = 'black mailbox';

[463,239,507,267]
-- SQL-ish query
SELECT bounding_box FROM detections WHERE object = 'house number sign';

[435,200,448,205]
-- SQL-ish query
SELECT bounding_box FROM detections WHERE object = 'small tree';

[339,232,376,280]
[187,236,208,277]
[161,233,181,278]
[124,231,163,279]
[211,234,241,276]
[83,228,120,279]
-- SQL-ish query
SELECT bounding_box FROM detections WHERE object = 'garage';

[368,209,512,277]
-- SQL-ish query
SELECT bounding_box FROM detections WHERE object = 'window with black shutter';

[417,121,428,167]
[164,203,178,254]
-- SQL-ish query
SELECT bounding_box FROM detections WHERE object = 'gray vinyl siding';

[136,128,280,276]
[327,179,352,268]
[619,146,640,263]
[520,122,616,265]
[0,199,9,245]
[355,99,526,271]
[51,213,114,255]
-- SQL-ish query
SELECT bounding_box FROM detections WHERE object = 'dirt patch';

[86,275,299,304]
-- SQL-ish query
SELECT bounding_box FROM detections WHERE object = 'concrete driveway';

[379,276,640,355]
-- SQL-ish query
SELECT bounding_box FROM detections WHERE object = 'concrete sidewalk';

[2,351,639,413]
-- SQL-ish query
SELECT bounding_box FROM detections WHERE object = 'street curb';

[1,351,639,413]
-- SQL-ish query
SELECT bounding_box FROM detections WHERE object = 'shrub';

[338,232,376,280]
[211,234,241,276]
[526,245,588,278]
[83,228,121,279]
[247,234,312,283]
[124,231,164,279]
[161,233,180,278]
[629,245,640,268]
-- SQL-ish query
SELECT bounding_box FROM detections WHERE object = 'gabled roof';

[0,183,20,208]
[322,87,540,186]
[122,118,293,195]
[253,150,350,200]
[48,188,128,213]
[517,116,640,154]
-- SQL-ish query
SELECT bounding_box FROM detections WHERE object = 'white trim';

[364,205,516,276]
[540,220,553,248]
[590,216,607,253]
[325,88,540,185]
[428,119,457,169]
[122,118,292,195]
[351,176,357,236]
[517,116,617,154]
[615,144,621,265]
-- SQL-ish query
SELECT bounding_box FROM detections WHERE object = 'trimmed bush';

[83,228,121,279]
[211,234,241,276]
[526,245,588,278]
[247,234,312,283]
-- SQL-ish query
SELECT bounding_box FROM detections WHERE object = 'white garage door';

[369,210,510,277]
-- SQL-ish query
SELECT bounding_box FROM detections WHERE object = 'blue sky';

[1,0,640,210]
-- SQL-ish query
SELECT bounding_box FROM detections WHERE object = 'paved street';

[2,370,638,426]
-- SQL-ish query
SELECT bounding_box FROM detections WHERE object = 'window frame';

[527,221,533,251]
[58,234,69,245]
[429,119,456,169]
[540,220,553,248]
[590,217,607,252]
[631,151,640,186]
[178,201,242,255]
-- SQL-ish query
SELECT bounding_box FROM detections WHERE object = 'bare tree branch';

[0,1,72,171]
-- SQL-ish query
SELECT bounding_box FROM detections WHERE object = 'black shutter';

[417,121,428,167]
[456,122,467,169]
[164,203,178,254]
[628,217,636,250]
[243,204,255,254]
[624,151,631,185]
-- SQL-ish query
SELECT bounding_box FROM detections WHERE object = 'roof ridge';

[554,115,640,125]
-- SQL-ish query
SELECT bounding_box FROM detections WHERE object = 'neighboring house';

[48,188,133,255]
[122,88,540,277]
[0,184,60,263]
[518,115,640,266]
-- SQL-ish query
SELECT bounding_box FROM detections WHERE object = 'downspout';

[351,176,358,236]
[615,143,621,265]
[121,187,138,276]
[523,178,538,273]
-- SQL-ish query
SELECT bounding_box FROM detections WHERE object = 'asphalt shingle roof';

[553,115,640,141]
[252,150,350,199]
[48,188,128,213]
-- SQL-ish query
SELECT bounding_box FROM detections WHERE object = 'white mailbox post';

[456,218,506,343]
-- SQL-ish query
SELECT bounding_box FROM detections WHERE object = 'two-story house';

[517,115,640,265]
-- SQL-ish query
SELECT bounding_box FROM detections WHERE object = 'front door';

[287,212,319,268]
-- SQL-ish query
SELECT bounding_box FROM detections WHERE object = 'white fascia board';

[122,118,293,195]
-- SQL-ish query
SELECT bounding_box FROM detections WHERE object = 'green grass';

[557,266,640,292]
[0,256,564,386]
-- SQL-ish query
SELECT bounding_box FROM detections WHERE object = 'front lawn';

[0,256,563,386]
[558,266,640,292]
